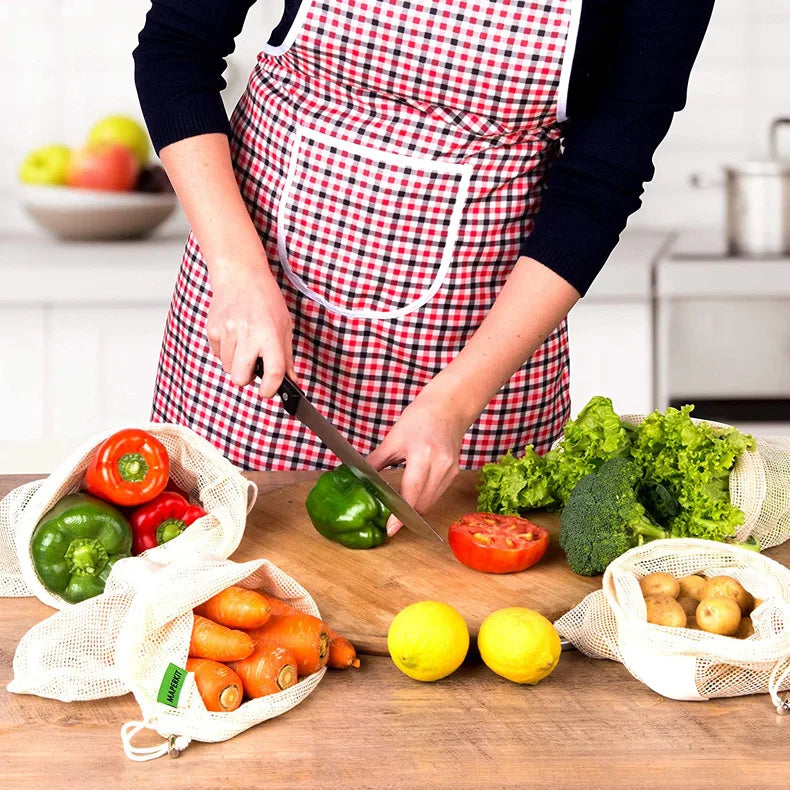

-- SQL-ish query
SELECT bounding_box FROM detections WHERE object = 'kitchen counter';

[0,225,671,305]
[0,231,185,306]
[2,470,789,789]
[657,229,790,298]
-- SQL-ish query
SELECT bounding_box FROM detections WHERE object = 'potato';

[753,598,764,609]
[703,576,753,614]
[640,572,680,599]
[695,597,742,636]
[645,594,687,628]
[686,617,701,630]
[678,575,707,601]
[677,595,699,618]
[735,617,755,639]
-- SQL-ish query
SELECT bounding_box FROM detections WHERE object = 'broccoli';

[559,457,669,576]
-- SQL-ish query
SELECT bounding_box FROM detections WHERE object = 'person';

[134,0,714,534]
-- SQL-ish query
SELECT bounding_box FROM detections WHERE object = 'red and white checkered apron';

[152,0,574,470]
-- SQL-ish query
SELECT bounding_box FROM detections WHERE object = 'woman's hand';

[158,133,295,398]
[367,384,468,536]
[159,134,293,398]
[206,255,295,398]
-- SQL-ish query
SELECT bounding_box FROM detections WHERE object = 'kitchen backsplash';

[2,1,788,231]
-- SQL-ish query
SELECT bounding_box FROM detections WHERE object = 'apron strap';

[121,720,191,761]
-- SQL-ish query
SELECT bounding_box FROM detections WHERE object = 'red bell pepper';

[129,491,206,555]
[85,428,170,506]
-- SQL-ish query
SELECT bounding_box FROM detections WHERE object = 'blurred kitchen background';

[1,1,789,473]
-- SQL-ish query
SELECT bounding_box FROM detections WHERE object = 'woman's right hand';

[157,133,296,398]
[206,253,295,399]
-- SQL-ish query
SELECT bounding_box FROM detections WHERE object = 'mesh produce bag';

[556,539,790,708]
[0,423,257,607]
[619,415,790,550]
[7,554,325,760]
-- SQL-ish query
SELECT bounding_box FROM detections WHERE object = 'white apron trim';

[263,0,315,57]
[276,125,472,322]
[556,0,582,123]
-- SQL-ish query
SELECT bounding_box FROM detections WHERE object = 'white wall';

[1,1,788,229]
[632,2,790,230]
[0,0,283,193]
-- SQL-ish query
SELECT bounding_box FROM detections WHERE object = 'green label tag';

[157,662,187,708]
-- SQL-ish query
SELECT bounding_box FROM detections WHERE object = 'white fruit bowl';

[19,185,178,241]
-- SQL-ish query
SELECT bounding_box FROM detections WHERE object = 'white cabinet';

[46,306,167,440]
[0,304,168,444]
[0,232,180,470]
[563,230,668,417]
[0,307,47,440]
[567,301,653,417]
[0,227,671,471]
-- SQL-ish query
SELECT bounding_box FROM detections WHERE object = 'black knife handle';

[254,357,303,416]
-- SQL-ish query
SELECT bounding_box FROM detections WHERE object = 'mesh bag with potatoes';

[7,553,325,760]
[555,539,790,708]
[619,415,790,549]
[0,423,257,608]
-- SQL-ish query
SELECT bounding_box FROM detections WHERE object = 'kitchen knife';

[254,359,444,543]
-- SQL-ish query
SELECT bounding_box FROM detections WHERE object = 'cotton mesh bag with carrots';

[8,553,359,760]
[0,423,257,608]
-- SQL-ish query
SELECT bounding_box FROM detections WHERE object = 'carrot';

[327,630,360,669]
[257,593,359,670]
[228,644,298,698]
[247,613,330,675]
[186,657,243,712]
[189,614,254,662]
[194,586,272,630]
[257,592,300,617]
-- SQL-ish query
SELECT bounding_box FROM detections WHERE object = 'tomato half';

[448,513,549,574]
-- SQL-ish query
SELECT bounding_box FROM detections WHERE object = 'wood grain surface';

[233,470,603,654]
[3,472,790,789]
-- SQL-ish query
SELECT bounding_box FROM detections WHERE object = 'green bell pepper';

[31,493,133,604]
[305,465,390,549]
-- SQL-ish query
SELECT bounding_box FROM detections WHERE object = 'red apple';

[66,143,139,191]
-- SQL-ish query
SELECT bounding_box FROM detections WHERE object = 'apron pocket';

[277,126,472,320]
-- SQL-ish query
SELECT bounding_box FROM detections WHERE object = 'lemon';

[478,607,561,685]
[387,601,469,682]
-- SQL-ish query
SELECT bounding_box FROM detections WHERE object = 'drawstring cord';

[121,720,191,761]
[769,658,790,715]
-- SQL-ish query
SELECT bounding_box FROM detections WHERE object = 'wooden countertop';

[2,471,789,789]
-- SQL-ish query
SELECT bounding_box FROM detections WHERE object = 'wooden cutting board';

[232,470,602,655]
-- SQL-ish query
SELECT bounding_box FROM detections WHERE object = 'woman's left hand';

[366,388,468,537]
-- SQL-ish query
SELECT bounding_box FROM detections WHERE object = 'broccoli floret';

[560,457,669,576]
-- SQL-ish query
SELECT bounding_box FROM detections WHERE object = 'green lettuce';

[477,446,557,514]
[630,405,756,541]
[475,396,757,552]
[545,395,632,505]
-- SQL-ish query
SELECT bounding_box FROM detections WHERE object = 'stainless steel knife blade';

[254,359,443,543]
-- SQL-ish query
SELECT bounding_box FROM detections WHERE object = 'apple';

[66,143,140,191]
[87,115,150,166]
[19,144,72,186]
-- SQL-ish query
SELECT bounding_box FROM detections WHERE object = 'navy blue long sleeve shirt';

[133,0,714,295]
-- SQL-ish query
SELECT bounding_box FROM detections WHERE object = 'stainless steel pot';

[692,117,790,257]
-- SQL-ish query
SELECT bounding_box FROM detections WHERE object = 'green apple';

[87,115,150,166]
[19,144,72,185]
